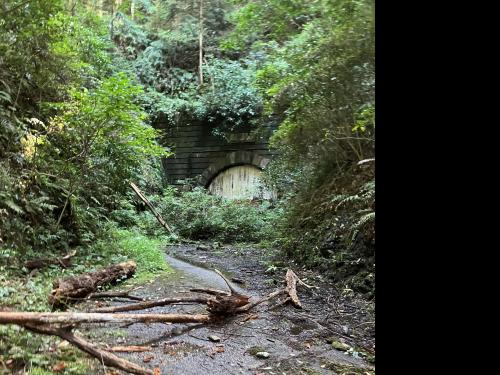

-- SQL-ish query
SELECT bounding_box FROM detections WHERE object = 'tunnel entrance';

[207,165,275,200]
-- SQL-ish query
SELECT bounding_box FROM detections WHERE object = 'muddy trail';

[79,244,375,375]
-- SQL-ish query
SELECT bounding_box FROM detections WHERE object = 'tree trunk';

[198,0,204,86]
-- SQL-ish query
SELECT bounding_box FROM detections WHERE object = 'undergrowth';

[0,225,171,374]
[275,162,375,298]
[112,186,281,244]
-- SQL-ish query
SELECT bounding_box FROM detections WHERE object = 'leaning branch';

[130,182,174,235]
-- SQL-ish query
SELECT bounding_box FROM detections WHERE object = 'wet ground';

[79,244,375,375]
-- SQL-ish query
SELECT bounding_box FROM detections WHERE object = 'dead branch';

[214,269,239,295]
[285,269,303,308]
[24,323,153,375]
[0,268,306,375]
[87,290,145,301]
[189,288,231,296]
[49,261,137,308]
[235,289,284,312]
[237,269,304,312]
[206,293,250,315]
[0,311,212,325]
[107,346,151,353]
[92,296,210,313]
[130,182,173,235]
[25,250,77,271]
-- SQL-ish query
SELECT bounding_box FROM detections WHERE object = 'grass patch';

[0,225,172,374]
[113,228,172,283]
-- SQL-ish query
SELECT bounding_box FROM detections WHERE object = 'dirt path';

[79,244,375,375]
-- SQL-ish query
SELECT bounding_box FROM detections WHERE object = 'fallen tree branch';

[235,289,284,312]
[107,345,151,353]
[0,268,306,375]
[189,288,231,296]
[49,261,137,308]
[236,269,304,311]
[214,269,239,295]
[0,311,212,325]
[92,296,210,313]
[24,323,153,375]
[86,290,145,301]
[25,250,77,271]
[130,182,173,235]
[285,269,302,308]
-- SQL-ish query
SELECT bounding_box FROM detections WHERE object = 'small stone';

[208,335,221,342]
[331,340,351,351]
[57,340,70,349]
[256,351,270,359]
[172,327,183,335]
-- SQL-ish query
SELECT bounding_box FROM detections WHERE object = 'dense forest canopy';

[1,1,374,371]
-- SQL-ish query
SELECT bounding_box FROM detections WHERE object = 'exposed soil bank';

[79,244,375,374]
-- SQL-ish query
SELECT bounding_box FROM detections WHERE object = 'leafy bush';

[201,58,262,137]
[128,187,279,243]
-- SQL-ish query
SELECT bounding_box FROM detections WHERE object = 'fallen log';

[49,261,137,308]
[25,250,77,271]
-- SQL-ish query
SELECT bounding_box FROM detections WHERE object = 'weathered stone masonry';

[159,121,275,190]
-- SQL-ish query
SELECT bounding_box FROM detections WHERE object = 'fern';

[350,211,375,243]
[2,199,24,214]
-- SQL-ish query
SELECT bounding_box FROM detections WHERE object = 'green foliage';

[222,0,317,51]
[275,164,375,296]
[0,222,171,373]
[201,58,262,136]
[111,227,172,282]
[124,187,279,243]
[108,0,262,136]
[224,0,375,290]
[226,0,375,177]
[1,1,168,257]
[1,72,167,252]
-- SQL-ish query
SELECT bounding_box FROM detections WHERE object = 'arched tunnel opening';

[206,164,276,200]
